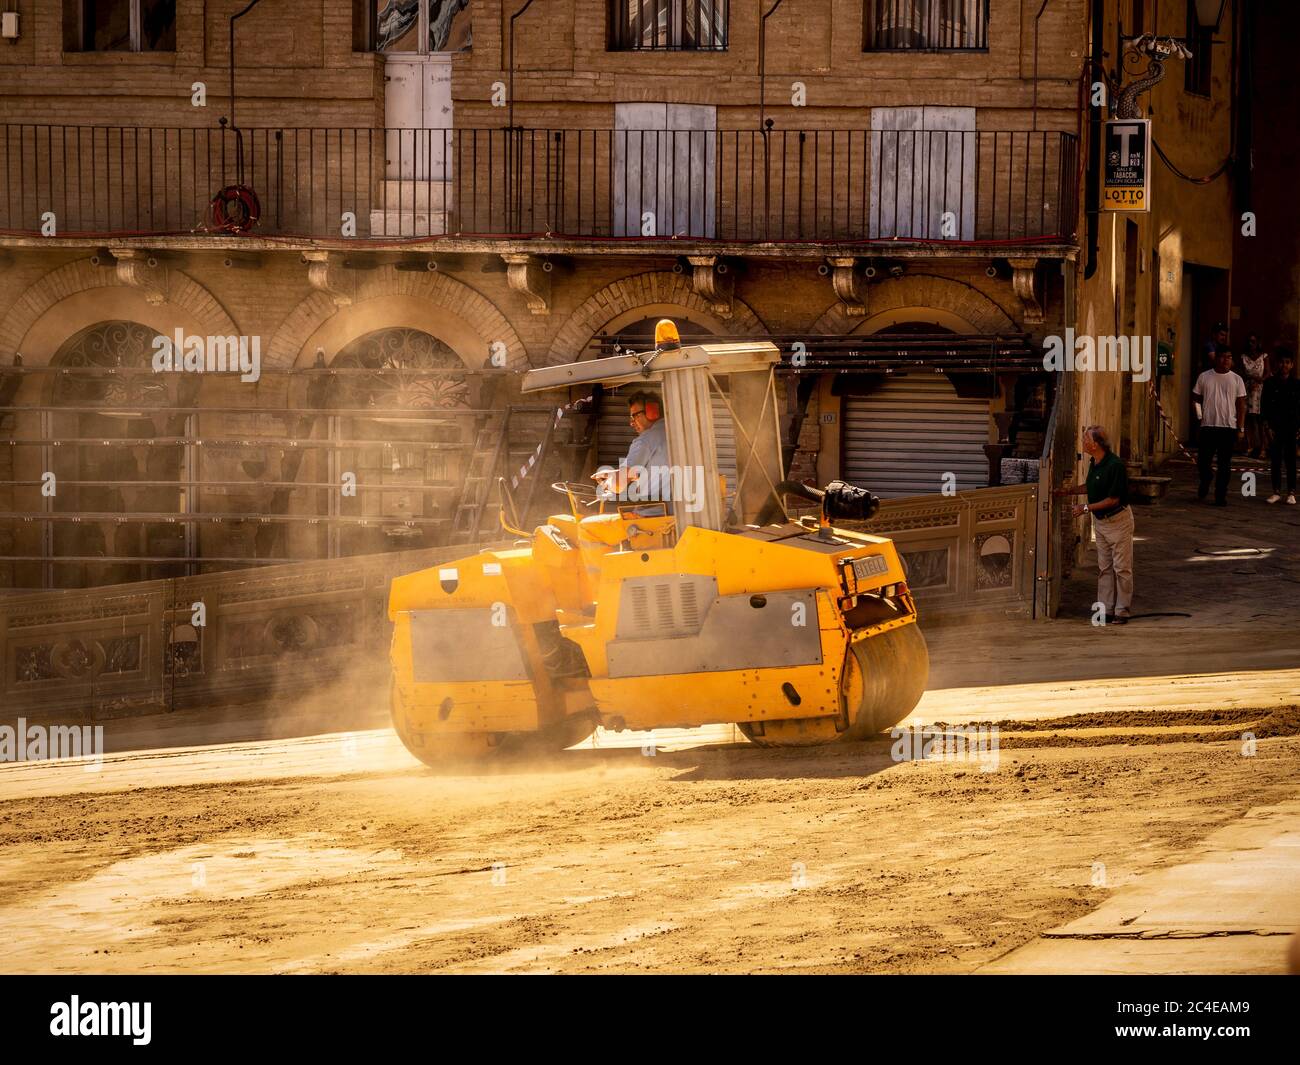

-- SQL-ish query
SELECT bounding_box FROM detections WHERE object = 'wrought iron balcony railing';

[0,124,1078,244]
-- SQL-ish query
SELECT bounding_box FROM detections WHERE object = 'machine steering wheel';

[551,480,600,499]
[551,480,610,512]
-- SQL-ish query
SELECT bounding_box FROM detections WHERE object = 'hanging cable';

[1152,138,1232,185]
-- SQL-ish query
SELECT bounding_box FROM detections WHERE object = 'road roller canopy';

[520,332,780,394]
[523,320,786,534]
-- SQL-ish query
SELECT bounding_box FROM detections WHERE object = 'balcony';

[0,125,1078,246]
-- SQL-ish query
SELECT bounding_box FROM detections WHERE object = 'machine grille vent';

[654,584,675,633]
[679,582,700,630]
[614,575,717,640]
[629,586,651,630]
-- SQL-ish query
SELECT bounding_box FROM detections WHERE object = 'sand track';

[2,720,1296,974]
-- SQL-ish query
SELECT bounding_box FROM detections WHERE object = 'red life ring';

[209,185,261,233]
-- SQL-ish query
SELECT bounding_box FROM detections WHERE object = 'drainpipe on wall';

[1230,0,1249,215]
[1084,0,1105,280]
[227,0,268,134]
[1032,0,1053,131]
[759,0,785,131]
[508,0,537,130]
[225,0,269,196]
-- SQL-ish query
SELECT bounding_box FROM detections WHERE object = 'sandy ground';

[0,721,1296,974]
[1,469,1297,974]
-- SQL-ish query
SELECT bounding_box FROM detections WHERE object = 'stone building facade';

[0,0,1246,594]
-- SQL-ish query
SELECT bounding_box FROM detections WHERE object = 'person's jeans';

[1269,423,1298,494]
[1093,507,1135,614]
[1197,426,1237,502]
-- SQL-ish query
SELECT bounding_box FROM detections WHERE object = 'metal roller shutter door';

[596,390,738,489]
[843,375,989,498]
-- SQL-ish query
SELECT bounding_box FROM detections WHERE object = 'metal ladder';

[446,408,513,545]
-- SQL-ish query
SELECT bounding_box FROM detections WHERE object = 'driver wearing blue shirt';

[591,391,670,507]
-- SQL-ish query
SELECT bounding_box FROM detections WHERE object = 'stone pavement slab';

[979,798,1300,974]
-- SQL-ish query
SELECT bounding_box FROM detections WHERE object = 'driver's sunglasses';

[629,407,647,421]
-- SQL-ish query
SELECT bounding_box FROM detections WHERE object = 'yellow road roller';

[388,321,928,762]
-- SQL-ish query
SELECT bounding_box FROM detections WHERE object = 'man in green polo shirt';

[1054,425,1134,624]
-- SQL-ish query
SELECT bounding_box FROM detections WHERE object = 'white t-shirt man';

[1194,368,1247,429]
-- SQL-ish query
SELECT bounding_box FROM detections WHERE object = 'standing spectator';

[1054,426,1134,625]
[1202,322,1229,370]
[1262,345,1299,505]
[1239,334,1270,458]
[1193,345,1247,506]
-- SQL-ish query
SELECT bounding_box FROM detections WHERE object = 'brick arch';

[0,258,239,359]
[808,274,1017,335]
[267,267,528,370]
[546,271,767,365]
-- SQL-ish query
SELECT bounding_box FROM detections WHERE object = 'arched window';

[327,328,473,557]
[47,320,189,587]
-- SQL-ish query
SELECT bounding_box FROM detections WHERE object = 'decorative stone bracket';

[1008,257,1044,326]
[303,250,353,307]
[825,257,868,317]
[111,249,166,305]
[503,253,551,315]
[686,255,733,318]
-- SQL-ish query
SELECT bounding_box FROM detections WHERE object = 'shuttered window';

[863,0,989,51]
[607,0,729,51]
[842,375,989,498]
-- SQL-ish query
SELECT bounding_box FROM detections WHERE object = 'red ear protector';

[644,397,661,422]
